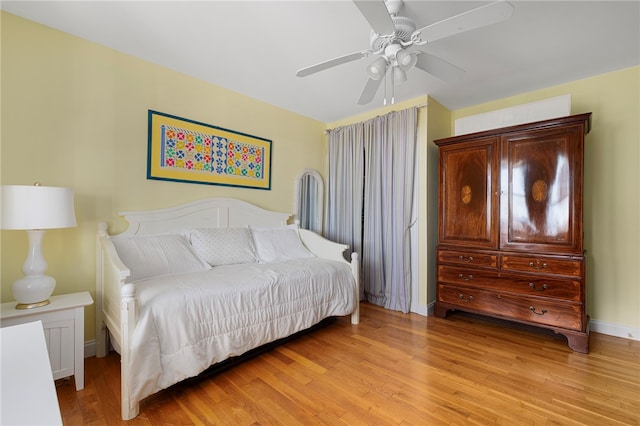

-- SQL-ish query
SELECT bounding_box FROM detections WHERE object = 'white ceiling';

[2,1,639,123]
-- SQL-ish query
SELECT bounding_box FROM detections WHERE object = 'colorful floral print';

[160,125,264,180]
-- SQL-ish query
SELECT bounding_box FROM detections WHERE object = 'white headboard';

[115,198,290,237]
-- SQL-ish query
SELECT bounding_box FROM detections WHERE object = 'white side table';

[0,291,93,390]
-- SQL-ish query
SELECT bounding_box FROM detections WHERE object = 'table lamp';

[1,184,77,309]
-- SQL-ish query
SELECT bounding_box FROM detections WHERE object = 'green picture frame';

[147,110,272,190]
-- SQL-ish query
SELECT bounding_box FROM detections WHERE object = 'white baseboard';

[84,339,96,358]
[425,301,434,316]
[589,319,640,341]
[410,301,434,317]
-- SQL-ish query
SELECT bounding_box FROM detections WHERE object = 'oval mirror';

[294,168,323,234]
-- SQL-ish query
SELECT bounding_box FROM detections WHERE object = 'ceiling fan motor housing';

[369,15,417,51]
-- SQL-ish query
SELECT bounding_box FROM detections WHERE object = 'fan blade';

[353,0,396,36]
[415,52,465,82]
[296,50,370,77]
[358,77,384,105]
[413,1,514,44]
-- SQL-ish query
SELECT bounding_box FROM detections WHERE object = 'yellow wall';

[424,100,451,306]
[0,13,327,341]
[452,66,640,332]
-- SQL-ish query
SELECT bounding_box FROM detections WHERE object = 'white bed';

[95,198,359,420]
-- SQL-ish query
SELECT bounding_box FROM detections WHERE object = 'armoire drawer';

[437,249,498,269]
[501,254,583,277]
[437,265,498,288]
[437,284,584,331]
[438,266,583,301]
[495,273,583,301]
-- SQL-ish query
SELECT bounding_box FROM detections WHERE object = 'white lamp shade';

[1,185,77,230]
[393,67,407,85]
[367,57,388,80]
[396,50,417,71]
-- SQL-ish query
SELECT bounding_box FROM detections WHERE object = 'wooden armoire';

[433,113,591,353]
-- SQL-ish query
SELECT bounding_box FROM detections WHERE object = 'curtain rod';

[325,102,428,134]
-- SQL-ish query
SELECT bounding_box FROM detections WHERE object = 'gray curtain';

[325,124,364,275]
[363,108,417,312]
[325,107,417,312]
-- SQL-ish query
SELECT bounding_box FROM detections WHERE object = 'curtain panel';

[325,124,365,275]
[325,107,417,312]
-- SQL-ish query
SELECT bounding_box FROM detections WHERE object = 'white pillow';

[251,224,315,263]
[111,234,211,282]
[189,227,257,266]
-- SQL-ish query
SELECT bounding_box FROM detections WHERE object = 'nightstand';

[0,291,93,390]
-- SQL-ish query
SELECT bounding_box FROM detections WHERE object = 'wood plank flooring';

[57,303,640,425]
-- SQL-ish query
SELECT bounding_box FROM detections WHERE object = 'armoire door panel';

[438,138,499,248]
[500,125,584,253]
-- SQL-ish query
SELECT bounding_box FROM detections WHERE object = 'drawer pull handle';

[458,294,474,303]
[458,274,473,281]
[458,255,474,263]
[529,306,547,316]
[528,282,548,291]
[528,261,548,270]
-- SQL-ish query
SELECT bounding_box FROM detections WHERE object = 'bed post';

[96,222,109,358]
[350,252,360,325]
[121,283,139,420]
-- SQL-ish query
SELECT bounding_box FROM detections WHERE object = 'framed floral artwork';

[147,110,272,190]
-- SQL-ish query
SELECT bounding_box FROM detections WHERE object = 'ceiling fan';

[296,0,514,105]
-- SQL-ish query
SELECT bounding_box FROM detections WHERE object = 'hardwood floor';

[57,303,640,425]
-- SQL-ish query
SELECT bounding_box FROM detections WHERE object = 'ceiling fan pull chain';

[383,69,388,105]
[391,68,395,105]
[391,81,396,105]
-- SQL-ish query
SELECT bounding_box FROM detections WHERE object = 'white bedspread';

[129,258,356,403]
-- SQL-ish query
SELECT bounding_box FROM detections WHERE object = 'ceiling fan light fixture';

[396,49,417,71]
[393,67,407,84]
[367,57,388,80]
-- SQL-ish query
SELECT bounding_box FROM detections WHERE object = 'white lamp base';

[12,229,56,309]
[16,300,51,310]
[12,274,56,309]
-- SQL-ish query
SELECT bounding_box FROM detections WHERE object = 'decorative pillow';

[189,227,257,266]
[250,224,315,263]
[111,234,211,282]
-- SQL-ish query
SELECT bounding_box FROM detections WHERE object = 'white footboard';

[298,229,360,324]
[95,222,140,420]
